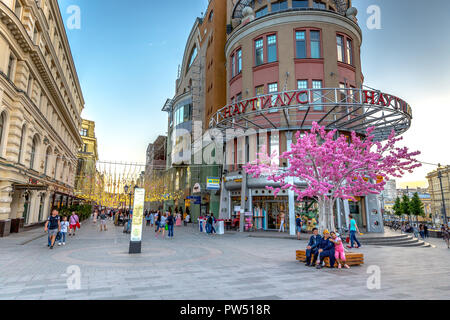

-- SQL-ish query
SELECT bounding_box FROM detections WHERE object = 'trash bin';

[216,220,224,235]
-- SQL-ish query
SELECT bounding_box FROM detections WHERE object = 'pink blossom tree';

[244,122,421,232]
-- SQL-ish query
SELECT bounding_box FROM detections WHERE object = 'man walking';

[45,209,61,249]
[167,212,174,239]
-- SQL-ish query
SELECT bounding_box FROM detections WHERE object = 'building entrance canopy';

[209,87,412,141]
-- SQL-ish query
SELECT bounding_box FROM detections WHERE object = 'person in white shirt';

[59,216,69,246]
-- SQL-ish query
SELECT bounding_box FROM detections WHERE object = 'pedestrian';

[159,212,167,239]
[45,209,61,249]
[176,211,182,227]
[68,211,80,236]
[205,214,212,234]
[150,211,155,227]
[58,216,69,246]
[167,211,175,238]
[146,212,151,227]
[93,209,98,224]
[424,224,429,238]
[99,210,108,232]
[296,214,303,240]
[419,224,425,239]
[279,212,285,232]
[184,212,190,226]
[347,214,361,249]
[413,224,419,239]
[441,224,449,249]
[155,211,160,233]
[210,213,216,234]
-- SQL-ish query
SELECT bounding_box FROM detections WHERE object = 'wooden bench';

[296,250,364,267]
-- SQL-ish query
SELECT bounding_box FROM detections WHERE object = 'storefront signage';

[206,177,220,190]
[130,188,145,242]
[220,88,412,120]
[224,175,243,182]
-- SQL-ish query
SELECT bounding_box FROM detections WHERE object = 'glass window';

[292,0,309,8]
[296,31,306,59]
[7,54,15,79]
[268,83,278,109]
[271,1,288,13]
[188,46,197,69]
[44,148,50,175]
[297,80,308,109]
[231,53,235,78]
[237,49,242,74]
[310,31,321,59]
[313,0,326,9]
[267,35,277,63]
[236,92,242,102]
[270,131,280,165]
[337,35,345,62]
[312,80,323,111]
[255,38,264,66]
[346,39,353,65]
[255,6,268,18]
[255,85,264,109]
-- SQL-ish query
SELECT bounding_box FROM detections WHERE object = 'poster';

[131,188,145,242]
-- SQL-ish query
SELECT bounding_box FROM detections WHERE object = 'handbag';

[345,236,350,244]
[56,232,62,241]
[165,224,168,230]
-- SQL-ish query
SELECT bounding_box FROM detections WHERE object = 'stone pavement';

[0,219,449,300]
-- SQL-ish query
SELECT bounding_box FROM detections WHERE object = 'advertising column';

[129,188,145,254]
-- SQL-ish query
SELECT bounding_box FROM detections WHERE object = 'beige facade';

[427,166,450,223]
[0,0,84,236]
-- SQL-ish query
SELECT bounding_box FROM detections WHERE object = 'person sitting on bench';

[305,228,322,267]
[316,230,336,269]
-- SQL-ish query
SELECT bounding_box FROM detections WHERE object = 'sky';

[58,0,450,189]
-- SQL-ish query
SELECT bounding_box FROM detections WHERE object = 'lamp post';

[437,164,448,227]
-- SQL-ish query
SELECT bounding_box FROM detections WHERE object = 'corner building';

[211,0,413,234]
[0,0,84,236]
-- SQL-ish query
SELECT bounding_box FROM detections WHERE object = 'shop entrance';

[253,196,289,231]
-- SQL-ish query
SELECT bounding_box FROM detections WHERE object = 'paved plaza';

[0,220,449,300]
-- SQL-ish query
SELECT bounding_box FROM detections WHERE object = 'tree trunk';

[318,197,335,233]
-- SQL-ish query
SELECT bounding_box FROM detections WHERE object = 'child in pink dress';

[330,232,350,269]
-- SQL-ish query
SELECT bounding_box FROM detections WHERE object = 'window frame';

[294,28,322,60]
[254,38,264,66]
[267,34,278,63]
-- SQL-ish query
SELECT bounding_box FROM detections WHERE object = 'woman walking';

[156,212,167,239]
[347,214,361,249]
[441,224,450,249]
[68,211,80,236]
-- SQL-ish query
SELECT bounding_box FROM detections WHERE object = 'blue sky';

[58,0,450,187]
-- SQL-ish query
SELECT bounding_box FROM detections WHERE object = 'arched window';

[188,46,197,69]
[54,156,59,179]
[30,135,39,170]
[18,125,26,163]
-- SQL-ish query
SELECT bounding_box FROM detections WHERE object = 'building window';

[15,0,22,18]
[27,75,33,96]
[268,83,278,110]
[312,80,323,111]
[267,35,277,63]
[7,54,16,80]
[337,35,345,62]
[313,0,326,9]
[310,31,321,59]
[297,80,308,109]
[80,128,87,136]
[30,136,38,170]
[292,0,309,8]
[237,49,242,74]
[188,46,197,69]
[255,38,264,66]
[236,92,242,102]
[346,38,353,65]
[255,85,264,109]
[209,10,214,22]
[231,53,235,78]
[83,144,88,153]
[255,6,268,18]
[271,1,288,13]
[295,31,306,59]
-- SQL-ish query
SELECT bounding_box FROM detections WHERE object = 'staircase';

[359,234,433,248]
